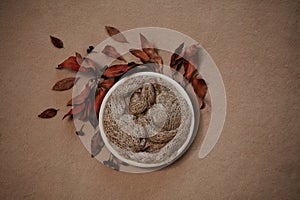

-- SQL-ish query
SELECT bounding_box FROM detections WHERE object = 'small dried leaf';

[50,36,64,48]
[100,78,116,91]
[91,131,104,157]
[170,43,184,68]
[183,60,196,81]
[52,77,77,91]
[38,108,58,118]
[62,103,86,119]
[70,83,91,105]
[94,88,106,118]
[191,75,207,109]
[102,64,134,78]
[87,46,94,54]
[105,26,128,43]
[102,45,126,62]
[129,49,150,63]
[57,53,91,72]
[76,52,83,65]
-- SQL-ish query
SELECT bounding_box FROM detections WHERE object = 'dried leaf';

[70,83,91,105]
[79,100,92,121]
[62,103,85,119]
[170,43,184,68]
[94,88,106,118]
[75,52,83,65]
[102,45,126,62]
[50,36,63,48]
[57,53,91,72]
[102,64,134,78]
[191,75,207,109]
[38,108,58,119]
[183,60,196,81]
[52,77,77,91]
[129,49,150,63]
[100,78,116,91]
[105,26,128,43]
[91,131,104,157]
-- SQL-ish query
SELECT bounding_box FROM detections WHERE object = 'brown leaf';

[102,45,126,62]
[50,36,64,48]
[76,52,83,65]
[52,77,77,91]
[129,49,150,63]
[38,108,58,118]
[105,26,128,43]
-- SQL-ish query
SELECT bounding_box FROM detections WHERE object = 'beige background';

[0,0,299,199]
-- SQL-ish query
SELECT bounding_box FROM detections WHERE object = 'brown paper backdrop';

[0,0,299,199]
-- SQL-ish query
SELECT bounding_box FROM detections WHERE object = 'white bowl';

[99,72,195,168]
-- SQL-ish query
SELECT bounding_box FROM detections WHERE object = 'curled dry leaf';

[38,108,58,119]
[50,36,64,48]
[183,60,196,81]
[105,26,128,43]
[91,130,105,157]
[52,77,78,91]
[102,45,126,62]
[129,49,150,63]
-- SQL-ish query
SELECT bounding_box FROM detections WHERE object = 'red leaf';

[105,26,128,43]
[102,45,126,62]
[50,36,63,48]
[38,108,58,118]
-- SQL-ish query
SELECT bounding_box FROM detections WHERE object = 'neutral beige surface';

[0,0,299,199]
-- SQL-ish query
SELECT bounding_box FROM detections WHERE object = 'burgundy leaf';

[102,45,126,62]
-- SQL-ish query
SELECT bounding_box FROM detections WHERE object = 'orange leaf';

[191,75,207,109]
